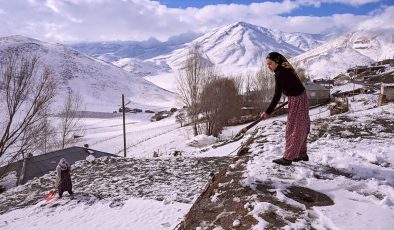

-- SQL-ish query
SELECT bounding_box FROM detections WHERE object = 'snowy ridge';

[70,31,201,62]
[271,29,326,51]
[113,58,171,77]
[292,28,394,80]
[150,22,325,71]
[0,35,175,111]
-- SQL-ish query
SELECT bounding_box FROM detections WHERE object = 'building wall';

[306,90,330,106]
[382,85,394,101]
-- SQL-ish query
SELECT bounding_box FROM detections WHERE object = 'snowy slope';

[151,22,325,71]
[292,28,394,80]
[243,103,394,229]
[70,32,200,62]
[113,58,171,77]
[271,29,326,51]
[0,35,175,111]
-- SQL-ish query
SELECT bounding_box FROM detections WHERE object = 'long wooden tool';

[212,101,288,148]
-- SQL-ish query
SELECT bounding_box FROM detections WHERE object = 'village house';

[304,81,331,106]
[378,83,394,106]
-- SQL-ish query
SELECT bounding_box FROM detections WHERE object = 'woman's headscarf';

[58,158,70,170]
[266,52,294,70]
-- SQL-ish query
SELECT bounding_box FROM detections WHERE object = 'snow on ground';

[0,156,231,229]
[186,135,217,148]
[244,102,394,229]
[1,93,393,229]
[348,93,379,112]
[73,110,255,158]
[144,72,178,93]
[0,197,189,230]
[75,113,180,156]
[331,83,366,94]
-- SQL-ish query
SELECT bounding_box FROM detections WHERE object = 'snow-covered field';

[72,111,248,158]
[1,92,393,229]
[0,197,189,230]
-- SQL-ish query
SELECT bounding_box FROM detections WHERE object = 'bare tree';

[37,115,57,154]
[244,71,254,97]
[58,90,84,149]
[177,44,213,136]
[232,74,244,95]
[175,110,187,127]
[252,66,275,112]
[0,49,56,161]
[295,67,310,83]
[200,78,242,137]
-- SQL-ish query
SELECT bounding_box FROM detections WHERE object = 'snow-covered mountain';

[292,28,394,80]
[70,32,200,62]
[70,22,326,74]
[271,30,326,51]
[150,22,326,71]
[113,58,171,77]
[0,35,175,111]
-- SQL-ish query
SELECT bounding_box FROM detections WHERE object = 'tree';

[175,110,187,127]
[295,67,310,83]
[0,49,56,162]
[252,66,275,112]
[232,74,244,95]
[200,78,242,137]
[58,90,84,149]
[37,115,57,154]
[177,44,213,136]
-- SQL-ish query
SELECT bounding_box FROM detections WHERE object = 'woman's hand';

[261,112,270,120]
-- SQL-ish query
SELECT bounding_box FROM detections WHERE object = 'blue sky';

[0,0,393,42]
[157,0,393,16]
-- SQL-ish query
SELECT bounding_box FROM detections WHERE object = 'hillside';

[0,35,175,112]
[292,28,394,80]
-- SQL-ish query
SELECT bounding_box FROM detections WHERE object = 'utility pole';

[328,75,331,101]
[352,68,357,101]
[122,94,126,157]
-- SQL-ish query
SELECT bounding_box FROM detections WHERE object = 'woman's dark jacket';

[265,64,305,114]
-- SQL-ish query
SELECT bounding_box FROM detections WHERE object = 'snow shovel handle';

[239,101,288,134]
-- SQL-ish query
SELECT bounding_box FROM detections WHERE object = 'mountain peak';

[158,22,322,70]
[225,21,270,33]
[230,21,255,28]
[0,35,43,44]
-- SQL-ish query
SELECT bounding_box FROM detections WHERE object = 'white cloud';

[295,0,380,7]
[357,5,394,30]
[0,0,390,42]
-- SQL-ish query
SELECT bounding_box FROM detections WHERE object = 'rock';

[283,186,334,208]
[86,155,96,163]
[233,219,241,227]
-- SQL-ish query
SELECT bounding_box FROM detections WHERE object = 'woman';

[261,52,310,166]
[56,158,73,197]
